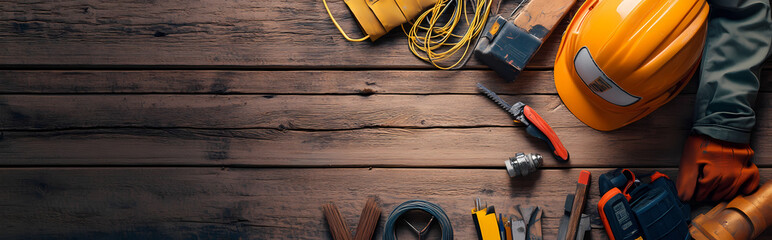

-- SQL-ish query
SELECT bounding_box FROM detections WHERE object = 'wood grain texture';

[3,92,772,167]
[0,0,555,68]
[4,126,772,167]
[7,91,772,131]
[1,168,769,239]
[0,94,701,130]
[2,1,771,240]
[0,0,769,68]
[0,70,552,94]
[1,70,770,94]
[8,87,772,131]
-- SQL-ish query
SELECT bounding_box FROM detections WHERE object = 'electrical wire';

[383,200,453,240]
[404,0,494,69]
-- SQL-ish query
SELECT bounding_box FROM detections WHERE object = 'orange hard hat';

[554,0,709,131]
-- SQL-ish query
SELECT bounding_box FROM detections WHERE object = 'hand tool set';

[323,172,760,239]
[319,0,772,238]
[472,198,543,240]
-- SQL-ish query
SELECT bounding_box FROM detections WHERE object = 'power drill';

[597,169,690,240]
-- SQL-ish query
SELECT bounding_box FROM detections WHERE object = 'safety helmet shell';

[554,0,709,131]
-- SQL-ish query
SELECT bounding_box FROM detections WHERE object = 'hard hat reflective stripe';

[574,47,641,107]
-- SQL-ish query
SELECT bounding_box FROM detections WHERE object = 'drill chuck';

[505,153,543,177]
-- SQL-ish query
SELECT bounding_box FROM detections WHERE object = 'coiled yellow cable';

[323,0,492,67]
[405,0,493,69]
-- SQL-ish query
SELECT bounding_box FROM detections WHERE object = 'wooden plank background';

[1,0,771,239]
[0,0,769,68]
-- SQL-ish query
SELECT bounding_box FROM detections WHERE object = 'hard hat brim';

[554,56,650,131]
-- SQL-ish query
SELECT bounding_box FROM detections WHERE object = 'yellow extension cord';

[323,0,494,68]
[404,0,493,69]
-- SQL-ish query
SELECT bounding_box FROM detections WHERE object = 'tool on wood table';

[598,169,690,240]
[383,200,453,240]
[472,198,502,240]
[558,171,591,240]
[474,0,577,80]
[477,83,569,161]
[505,153,542,178]
[510,205,543,240]
[510,214,525,240]
[597,169,644,240]
[502,215,512,240]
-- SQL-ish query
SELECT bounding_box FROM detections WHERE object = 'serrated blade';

[477,83,512,112]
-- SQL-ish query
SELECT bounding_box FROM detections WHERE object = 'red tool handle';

[523,105,569,161]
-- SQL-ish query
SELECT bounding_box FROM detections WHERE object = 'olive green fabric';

[692,0,772,144]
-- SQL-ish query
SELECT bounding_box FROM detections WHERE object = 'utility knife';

[477,83,569,161]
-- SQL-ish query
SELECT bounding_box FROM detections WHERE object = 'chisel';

[565,171,590,240]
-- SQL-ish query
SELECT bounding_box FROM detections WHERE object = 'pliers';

[477,83,569,161]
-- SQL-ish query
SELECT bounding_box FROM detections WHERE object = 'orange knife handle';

[523,105,569,161]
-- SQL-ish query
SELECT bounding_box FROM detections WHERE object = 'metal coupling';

[505,153,543,177]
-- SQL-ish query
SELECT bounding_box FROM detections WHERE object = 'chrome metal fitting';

[505,153,543,177]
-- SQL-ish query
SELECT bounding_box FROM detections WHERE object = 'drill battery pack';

[474,0,577,81]
[598,188,642,240]
[598,170,690,240]
[475,16,542,80]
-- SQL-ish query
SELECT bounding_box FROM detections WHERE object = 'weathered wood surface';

[0,128,687,167]
[2,0,772,238]
[2,168,769,239]
[0,0,555,68]
[3,126,772,168]
[3,79,772,167]
[0,94,698,130]
[2,0,767,68]
[1,70,769,94]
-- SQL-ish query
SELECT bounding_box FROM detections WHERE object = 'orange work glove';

[677,134,760,202]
